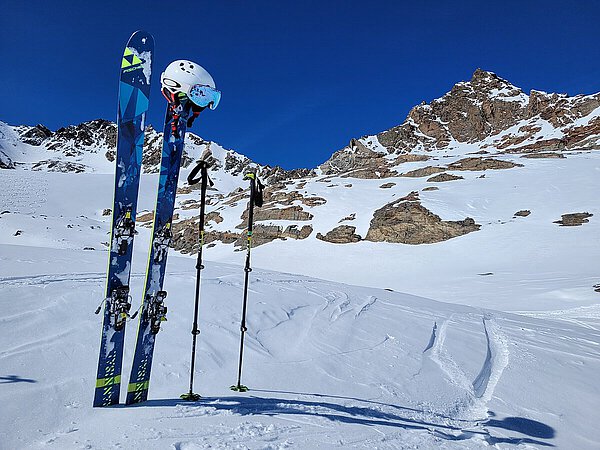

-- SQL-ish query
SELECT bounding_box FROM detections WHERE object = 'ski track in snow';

[419,314,510,422]
[470,317,510,419]
[424,315,477,394]
[354,295,377,318]
[0,272,107,286]
[518,303,600,329]
[0,270,197,287]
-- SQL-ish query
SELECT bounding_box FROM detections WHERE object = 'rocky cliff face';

[2,69,599,251]
[320,69,600,177]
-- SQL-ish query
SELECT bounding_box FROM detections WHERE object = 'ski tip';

[131,29,154,39]
[128,30,155,49]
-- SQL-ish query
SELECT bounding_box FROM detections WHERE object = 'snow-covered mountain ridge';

[1,69,599,255]
[322,69,600,177]
[3,70,600,176]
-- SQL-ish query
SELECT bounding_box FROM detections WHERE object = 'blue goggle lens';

[189,84,221,110]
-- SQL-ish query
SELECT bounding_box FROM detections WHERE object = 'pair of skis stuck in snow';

[94,31,258,407]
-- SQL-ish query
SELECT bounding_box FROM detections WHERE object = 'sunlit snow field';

[1,150,600,449]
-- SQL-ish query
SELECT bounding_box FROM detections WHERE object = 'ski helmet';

[161,60,221,110]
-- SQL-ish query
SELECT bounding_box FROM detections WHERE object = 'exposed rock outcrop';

[238,205,313,228]
[554,212,593,226]
[316,225,361,244]
[0,150,14,169]
[20,124,52,146]
[447,157,523,171]
[365,192,480,244]
[171,215,312,252]
[514,210,531,217]
[521,152,565,159]
[401,166,445,178]
[339,213,356,222]
[427,173,464,183]
[320,138,398,178]
[31,160,87,173]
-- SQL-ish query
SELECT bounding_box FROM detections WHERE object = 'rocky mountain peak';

[19,124,52,146]
[468,68,518,92]
[322,69,600,178]
[404,69,529,148]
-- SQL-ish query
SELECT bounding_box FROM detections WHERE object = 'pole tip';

[180,392,202,401]
[230,384,249,392]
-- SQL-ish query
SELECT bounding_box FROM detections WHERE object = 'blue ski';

[126,101,192,405]
[94,30,154,407]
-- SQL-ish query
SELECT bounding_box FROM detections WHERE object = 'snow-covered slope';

[1,243,599,449]
[1,69,599,448]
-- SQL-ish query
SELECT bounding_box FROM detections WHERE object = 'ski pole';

[181,160,213,401]
[231,172,263,392]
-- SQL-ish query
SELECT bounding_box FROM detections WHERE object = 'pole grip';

[187,160,211,186]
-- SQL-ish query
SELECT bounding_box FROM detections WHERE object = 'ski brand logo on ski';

[122,47,144,72]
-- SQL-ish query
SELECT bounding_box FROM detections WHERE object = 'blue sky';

[1,1,599,169]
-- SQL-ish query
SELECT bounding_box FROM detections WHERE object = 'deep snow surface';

[1,151,600,449]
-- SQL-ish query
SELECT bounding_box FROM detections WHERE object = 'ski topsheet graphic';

[94,30,154,407]
[126,100,192,405]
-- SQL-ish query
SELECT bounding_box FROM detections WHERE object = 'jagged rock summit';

[321,69,600,178]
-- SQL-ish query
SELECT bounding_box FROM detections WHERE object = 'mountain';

[1,70,600,448]
[1,69,599,254]
[320,69,600,177]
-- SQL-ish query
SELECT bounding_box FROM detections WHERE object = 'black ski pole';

[231,172,263,392]
[181,160,213,401]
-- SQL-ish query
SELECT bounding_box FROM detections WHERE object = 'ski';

[126,59,221,405]
[94,30,154,407]
[125,101,191,404]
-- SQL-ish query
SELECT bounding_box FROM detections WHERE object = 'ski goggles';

[188,84,221,110]
[161,76,221,110]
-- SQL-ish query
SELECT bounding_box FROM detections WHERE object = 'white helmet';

[161,60,220,110]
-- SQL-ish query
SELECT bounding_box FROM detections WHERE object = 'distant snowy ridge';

[2,70,600,178]
[0,119,266,177]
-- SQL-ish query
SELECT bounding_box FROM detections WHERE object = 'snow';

[1,243,598,448]
[487,88,529,107]
[1,134,600,448]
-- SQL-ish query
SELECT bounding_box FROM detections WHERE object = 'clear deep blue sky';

[1,1,599,169]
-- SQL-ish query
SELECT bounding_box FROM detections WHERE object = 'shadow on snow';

[0,374,37,384]
[128,389,555,447]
